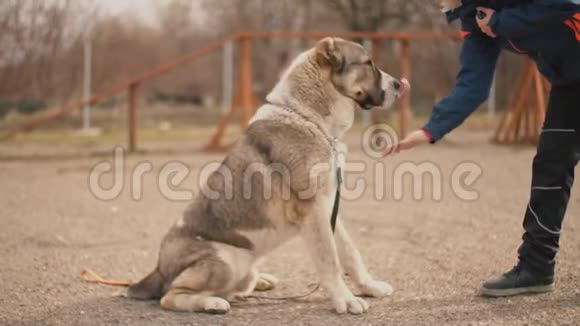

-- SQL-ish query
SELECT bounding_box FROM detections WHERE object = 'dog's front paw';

[333,295,369,315]
[360,280,393,298]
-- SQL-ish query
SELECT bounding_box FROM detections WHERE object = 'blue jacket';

[424,0,580,142]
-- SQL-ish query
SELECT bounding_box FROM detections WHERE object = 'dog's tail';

[127,267,164,300]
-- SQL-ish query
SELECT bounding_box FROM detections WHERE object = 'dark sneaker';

[481,265,554,297]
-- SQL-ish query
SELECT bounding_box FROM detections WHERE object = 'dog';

[128,37,408,315]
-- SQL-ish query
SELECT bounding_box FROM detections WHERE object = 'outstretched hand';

[383,129,431,156]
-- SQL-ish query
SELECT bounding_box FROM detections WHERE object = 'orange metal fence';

[0,31,462,152]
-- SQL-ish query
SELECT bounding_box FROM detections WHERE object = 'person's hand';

[476,7,497,38]
[383,129,431,156]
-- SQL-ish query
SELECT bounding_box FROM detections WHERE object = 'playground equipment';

[494,59,550,145]
[0,31,464,152]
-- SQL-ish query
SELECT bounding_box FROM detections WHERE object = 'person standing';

[386,0,580,297]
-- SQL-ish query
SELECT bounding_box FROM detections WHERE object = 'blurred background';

[4,4,580,326]
[0,0,526,155]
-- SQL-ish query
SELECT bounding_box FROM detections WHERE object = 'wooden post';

[372,39,384,69]
[494,62,526,142]
[399,40,411,137]
[539,78,551,142]
[542,79,551,93]
[239,35,253,128]
[205,35,256,152]
[128,83,139,153]
[508,64,534,143]
[206,88,241,151]
[494,59,548,145]
[533,68,547,141]
[222,40,234,115]
[523,100,530,142]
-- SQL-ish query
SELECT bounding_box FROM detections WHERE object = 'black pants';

[518,83,580,276]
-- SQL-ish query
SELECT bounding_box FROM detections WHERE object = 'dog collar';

[265,101,345,169]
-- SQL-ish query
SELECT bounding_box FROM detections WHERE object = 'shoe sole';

[480,284,555,297]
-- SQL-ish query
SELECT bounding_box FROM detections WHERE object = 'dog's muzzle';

[359,90,386,110]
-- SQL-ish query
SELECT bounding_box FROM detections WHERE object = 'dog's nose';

[392,79,401,90]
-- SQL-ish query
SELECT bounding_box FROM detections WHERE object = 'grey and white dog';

[128,37,409,315]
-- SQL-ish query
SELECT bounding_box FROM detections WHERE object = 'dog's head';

[315,37,402,111]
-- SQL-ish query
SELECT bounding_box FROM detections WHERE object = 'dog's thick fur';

[128,38,403,315]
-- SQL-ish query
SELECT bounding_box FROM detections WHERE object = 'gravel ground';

[1,130,579,326]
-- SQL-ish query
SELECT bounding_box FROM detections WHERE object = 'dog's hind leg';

[334,218,393,297]
[301,206,369,315]
[128,267,164,300]
[160,259,233,314]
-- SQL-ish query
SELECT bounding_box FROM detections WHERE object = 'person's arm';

[488,0,580,38]
[383,18,500,155]
[422,21,501,143]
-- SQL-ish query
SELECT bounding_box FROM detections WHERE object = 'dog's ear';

[315,37,345,73]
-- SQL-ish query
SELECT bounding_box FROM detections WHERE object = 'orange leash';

[80,268,322,302]
[81,269,131,287]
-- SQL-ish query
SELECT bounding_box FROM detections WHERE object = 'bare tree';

[321,0,438,32]
[0,0,94,100]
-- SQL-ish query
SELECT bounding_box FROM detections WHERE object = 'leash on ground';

[240,283,321,301]
[81,268,130,287]
[80,268,320,301]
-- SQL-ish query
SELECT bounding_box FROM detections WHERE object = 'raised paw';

[360,280,393,298]
[254,273,279,292]
[203,297,231,315]
[333,295,369,315]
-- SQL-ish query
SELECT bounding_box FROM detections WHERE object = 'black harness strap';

[330,167,343,233]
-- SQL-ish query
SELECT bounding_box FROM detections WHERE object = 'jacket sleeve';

[423,20,500,143]
[489,0,580,38]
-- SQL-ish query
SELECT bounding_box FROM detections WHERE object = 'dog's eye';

[363,60,372,66]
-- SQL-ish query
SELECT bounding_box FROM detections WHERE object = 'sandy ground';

[1,130,579,326]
